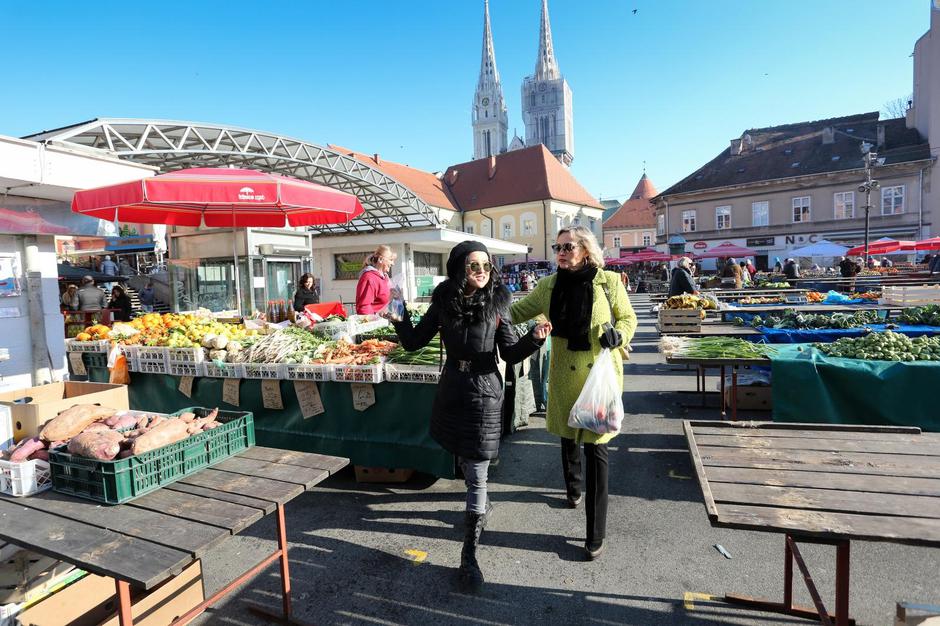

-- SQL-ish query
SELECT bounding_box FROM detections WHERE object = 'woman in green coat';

[510,226,638,560]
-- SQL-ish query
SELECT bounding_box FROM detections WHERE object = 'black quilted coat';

[393,282,542,461]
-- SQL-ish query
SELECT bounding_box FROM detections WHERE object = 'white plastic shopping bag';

[567,348,624,435]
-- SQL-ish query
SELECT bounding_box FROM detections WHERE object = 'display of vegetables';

[119,312,256,349]
[737,296,783,305]
[807,291,825,303]
[659,336,777,360]
[899,305,940,327]
[238,326,325,364]
[850,291,881,301]
[74,324,111,342]
[756,281,791,288]
[663,294,717,311]
[312,338,398,364]
[386,336,444,366]
[815,331,940,361]
[733,309,880,330]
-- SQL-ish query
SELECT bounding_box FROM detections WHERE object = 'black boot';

[458,511,486,592]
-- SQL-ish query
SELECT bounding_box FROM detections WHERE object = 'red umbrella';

[695,242,758,259]
[913,237,940,251]
[71,167,364,227]
[845,239,916,256]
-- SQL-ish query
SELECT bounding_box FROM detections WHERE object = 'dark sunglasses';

[466,261,492,273]
[551,243,580,253]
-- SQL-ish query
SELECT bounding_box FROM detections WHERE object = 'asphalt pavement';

[194,294,939,625]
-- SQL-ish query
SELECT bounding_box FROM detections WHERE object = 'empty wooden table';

[0,446,348,626]
[683,420,940,626]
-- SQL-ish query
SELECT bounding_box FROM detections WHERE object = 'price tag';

[350,383,375,412]
[261,379,284,410]
[68,352,86,376]
[222,378,240,406]
[294,381,325,419]
[178,376,194,398]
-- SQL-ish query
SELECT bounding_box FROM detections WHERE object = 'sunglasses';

[551,243,580,254]
[466,261,492,273]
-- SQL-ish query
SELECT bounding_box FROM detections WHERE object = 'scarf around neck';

[549,265,598,351]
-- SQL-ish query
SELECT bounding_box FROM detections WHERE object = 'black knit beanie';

[445,240,489,280]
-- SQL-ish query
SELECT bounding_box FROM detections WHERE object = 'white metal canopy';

[24,118,446,234]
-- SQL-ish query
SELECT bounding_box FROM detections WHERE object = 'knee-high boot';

[458,510,486,592]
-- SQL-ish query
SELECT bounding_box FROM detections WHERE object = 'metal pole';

[232,203,242,315]
[863,154,871,265]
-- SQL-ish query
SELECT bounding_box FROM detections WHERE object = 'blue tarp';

[755,324,940,344]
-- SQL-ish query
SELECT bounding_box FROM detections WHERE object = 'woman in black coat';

[107,285,133,322]
[292,273,319,312]
[391,241,550,592]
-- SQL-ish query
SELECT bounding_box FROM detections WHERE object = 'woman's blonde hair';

[557,226,605,269]
[364,244,396,268]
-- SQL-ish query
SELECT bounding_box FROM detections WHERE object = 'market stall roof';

[307,227,528,255]
[24,118,445,234]
[695,242,758,259]
[57,263,125,283]
[789,239,849,257]
[914,237,940,251]
[845,237,916,256]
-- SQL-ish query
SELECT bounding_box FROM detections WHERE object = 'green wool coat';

[509,269,638,445]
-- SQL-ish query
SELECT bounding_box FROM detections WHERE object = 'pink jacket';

[355,267,390,314]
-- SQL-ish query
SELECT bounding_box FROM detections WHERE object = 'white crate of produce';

[242,363,285,379]
[168,361,206,378]
[384,363,441,384]
[881,284,940,306]
[0,459,51,497]
[166,347,205,363]
[65,339,110,353]
[351,317,390,336]
[332,364,384,384]
[134,358,169,375]
[203,361,245,378]
[132,346,169,363]
[283,363,332,382]
[310,319,353,339]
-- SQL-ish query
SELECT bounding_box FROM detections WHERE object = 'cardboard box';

[0,382,128,444]
[17,559,204,626]
[723,384,772,411]
[354,465,415,483]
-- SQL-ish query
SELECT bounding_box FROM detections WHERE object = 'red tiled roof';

[442,145,602,211]
[603,174,657,229]
[328,145,457,211]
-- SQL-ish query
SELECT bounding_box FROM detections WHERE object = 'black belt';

[444,357,498,374]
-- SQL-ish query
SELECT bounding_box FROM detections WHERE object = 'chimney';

[729,138,742,156]
[445,169,459,186]
[487,155,497,179]
[822,127,835,144]
[373,153,381,165]
[876,124,886,149]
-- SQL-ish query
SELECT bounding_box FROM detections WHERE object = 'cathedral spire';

[472,0,508,160]
[478,0,501,88]
[534,0,560,81]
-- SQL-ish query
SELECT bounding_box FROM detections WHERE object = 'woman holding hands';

[510,226,637,560]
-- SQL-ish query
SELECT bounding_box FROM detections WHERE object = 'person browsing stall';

[389,241,551,592]
[77,276,107,312]
[668,257,698,297]
[510,226,638,561]
[355,245,397,314]
[107,285,133,322]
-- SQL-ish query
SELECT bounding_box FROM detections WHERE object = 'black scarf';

[549,265,597,351]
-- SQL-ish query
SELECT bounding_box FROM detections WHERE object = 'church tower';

[472,0,509,160]
[521,0,574,166]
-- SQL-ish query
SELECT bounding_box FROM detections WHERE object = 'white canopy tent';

[790,240,849,257]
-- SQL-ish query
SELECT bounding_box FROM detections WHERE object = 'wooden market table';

[719,303,897,322]
[683,420,940,626]
[665,355,769,420]
[0,446,348,626]
[658,323,760,337]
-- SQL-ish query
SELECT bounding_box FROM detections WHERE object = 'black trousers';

[561,437,609,543]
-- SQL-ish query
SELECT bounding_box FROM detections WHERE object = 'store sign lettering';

[238,186,266,201]
[692,241,707,250]
[785,234,818,245]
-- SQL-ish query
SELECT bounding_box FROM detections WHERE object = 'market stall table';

[683,420,940,626]
[665,354,769,421]
[0,446,347,625]
[658,323,760,338]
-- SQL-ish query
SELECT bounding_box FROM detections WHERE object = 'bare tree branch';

[882,93,913,119]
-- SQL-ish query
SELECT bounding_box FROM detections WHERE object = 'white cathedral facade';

[471,0,574,166]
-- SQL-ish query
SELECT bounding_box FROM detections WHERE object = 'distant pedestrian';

[100,255,118,290]
[139,282,156,313]
[773,257,783,273]
[76,276,107,312]
[61,284,79,311]
[108,285,133,322]
[881,257,893,268]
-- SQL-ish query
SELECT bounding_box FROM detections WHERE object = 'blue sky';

[0,1,931,202]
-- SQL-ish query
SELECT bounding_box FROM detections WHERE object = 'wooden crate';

[881,284,940,306]
[657,309,703,333]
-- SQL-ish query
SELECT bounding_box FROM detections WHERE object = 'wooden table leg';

[731,367,738,421]
[835,541,851,626]
[116,579,133,626]
[720,365,727,417]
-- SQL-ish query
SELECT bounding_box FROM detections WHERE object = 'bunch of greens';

[733,309,880,330]
[815,331,940,361]
[899,305,940,327]
[666,336,777,360]
[386,335,443,366]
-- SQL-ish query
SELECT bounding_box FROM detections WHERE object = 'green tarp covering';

[86,367,455,477]
[769,344,940,431]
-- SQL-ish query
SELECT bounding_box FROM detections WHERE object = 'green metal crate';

[49,409,254,505]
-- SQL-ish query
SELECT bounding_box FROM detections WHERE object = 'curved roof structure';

[24,118,445,234]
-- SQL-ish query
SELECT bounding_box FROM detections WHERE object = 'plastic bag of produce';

[567,348,624,435]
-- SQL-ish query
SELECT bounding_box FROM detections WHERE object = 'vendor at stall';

[668,257,698,297]
[77,276,107,312]
[61,284,79,311]
[355,245,397,314]
[292,273,320,312]
[108,285,133,322]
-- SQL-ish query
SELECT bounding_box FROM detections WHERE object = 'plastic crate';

[133,358,168,375]
[242,363,284,379]
[332,363,384,384]
[168,361,206,378]
[384,363,441,384]
[166,347,205,364]
[351,318,390,335]
[134,346,169,363]
[310,320,354,339]
[49,408,254,505]
[83,352,109,370]
[203,361,245,378]
[0,459,52,497]
[65,339,109,353]
[283,363,332,382]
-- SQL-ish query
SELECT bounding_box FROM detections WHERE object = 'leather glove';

[599,324,622,350]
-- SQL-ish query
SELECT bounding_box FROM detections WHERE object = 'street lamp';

[857,141,881,265]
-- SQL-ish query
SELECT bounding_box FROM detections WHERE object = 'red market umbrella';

[71,167,364,227]
[913,237,940,251]
[845,238,916,256]
[695,242,758,259]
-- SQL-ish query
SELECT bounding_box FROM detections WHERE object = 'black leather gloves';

[599,324,622,350]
